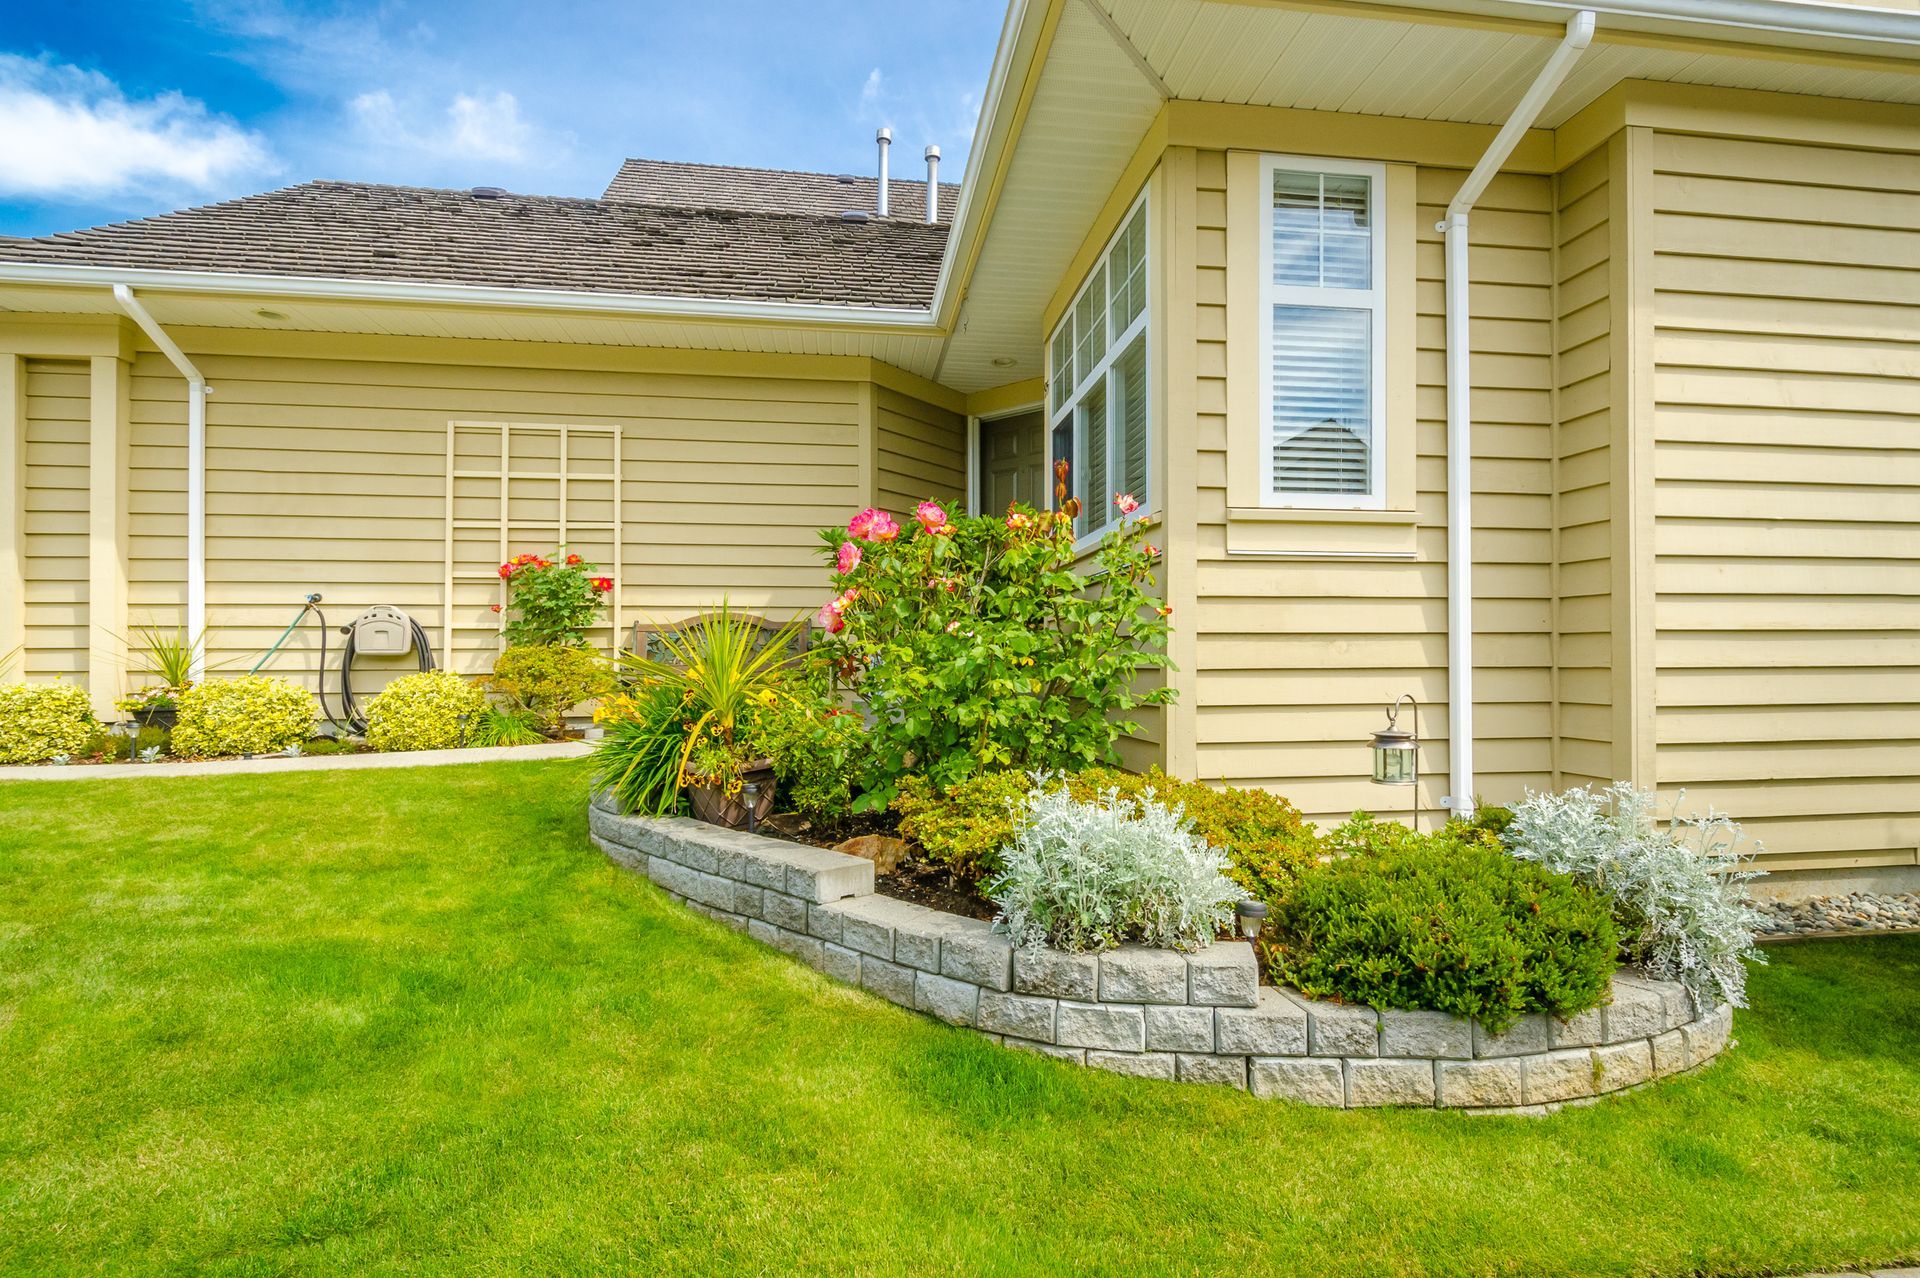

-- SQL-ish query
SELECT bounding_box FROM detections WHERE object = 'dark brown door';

[978,409,1046,515]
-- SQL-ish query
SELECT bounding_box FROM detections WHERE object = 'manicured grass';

[1,760,1916,1277]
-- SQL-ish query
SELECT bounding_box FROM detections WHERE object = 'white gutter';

[1439,8,1595,820]
[112,285,209,681]
[0,263,940,330]
[1387,0,1920,53]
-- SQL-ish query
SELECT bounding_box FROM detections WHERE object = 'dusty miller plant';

[1506,782,1767,1008]
[987,780,1240,954]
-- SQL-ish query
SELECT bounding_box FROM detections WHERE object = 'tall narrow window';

[1047,194,1151,541]
[1260,157,1386,508]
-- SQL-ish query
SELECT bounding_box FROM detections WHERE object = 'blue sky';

[0,0,1005,237]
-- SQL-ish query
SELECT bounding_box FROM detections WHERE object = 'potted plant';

[115,685,182,732]
[615,603,802,830]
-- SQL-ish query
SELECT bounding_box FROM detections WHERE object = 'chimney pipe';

[875,128,892,218]
[924,145,941,223]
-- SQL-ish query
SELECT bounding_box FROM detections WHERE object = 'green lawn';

[1,760,1915,1277]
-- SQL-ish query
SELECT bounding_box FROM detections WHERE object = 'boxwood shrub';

[1267,815,1617,1033]
[0,682,97,763]
[170,676,314,757]
[365,670,485,752]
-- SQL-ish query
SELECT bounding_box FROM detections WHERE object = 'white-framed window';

[1047,193,1150,542]
[1259,154,1387,509]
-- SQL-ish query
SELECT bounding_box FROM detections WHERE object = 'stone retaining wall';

[589,798,1732,1113]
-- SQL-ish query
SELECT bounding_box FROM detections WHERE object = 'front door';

[978,409,1047,516]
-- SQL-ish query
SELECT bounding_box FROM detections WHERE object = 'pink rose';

[1114,492,1140,515]
[848,507,899,542]
[837,541,863,574]
[815,601,844,634]
[914,500,950,535]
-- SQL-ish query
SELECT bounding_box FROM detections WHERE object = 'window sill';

[1224,505,1418,559]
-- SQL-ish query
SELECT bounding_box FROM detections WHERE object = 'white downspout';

[112,284,209,681]
[1441,9,1594,818]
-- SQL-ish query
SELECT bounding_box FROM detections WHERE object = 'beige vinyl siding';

[1552,145,1616,789]
[21,359,89,678]
[874,385,966,517]
[1184,148,1556,818]
[1648,130,1920,875]
[107,341,864,695]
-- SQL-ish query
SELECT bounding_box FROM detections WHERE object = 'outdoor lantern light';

[1368,694,1422,829]
[1235,899,1268,943]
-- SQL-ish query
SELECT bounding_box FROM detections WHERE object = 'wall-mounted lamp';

[1369,694,1421,829]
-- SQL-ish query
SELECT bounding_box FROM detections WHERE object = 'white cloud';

[351,88,538,164]
[859,67,885,116]
[0,54,272,199]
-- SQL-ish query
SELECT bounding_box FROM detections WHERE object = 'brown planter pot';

[688,761,777,830]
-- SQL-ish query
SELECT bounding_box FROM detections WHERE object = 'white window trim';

[1047,189,1152,549]
[1258,153,1388,511]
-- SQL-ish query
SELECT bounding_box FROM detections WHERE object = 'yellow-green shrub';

[486,643,612,732]
[365,670,485,752]
[0,682,97,763]
[172,676,314,756]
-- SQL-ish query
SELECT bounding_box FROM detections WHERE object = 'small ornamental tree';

[496,549,612,647]
[813,485,1173,807]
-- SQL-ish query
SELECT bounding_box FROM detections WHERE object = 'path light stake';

[743,781,760,834]
[457,712,471,749]
[1235,899,1268,951]
[1369,694,1421,831]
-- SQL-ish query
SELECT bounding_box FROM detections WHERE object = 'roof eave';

[0,261,942,331]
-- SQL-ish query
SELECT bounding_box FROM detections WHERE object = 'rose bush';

[498,549,609,647]
[813,494,1172,807]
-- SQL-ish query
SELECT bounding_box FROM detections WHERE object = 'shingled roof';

[606,157,961,224]
[0,179,950,309]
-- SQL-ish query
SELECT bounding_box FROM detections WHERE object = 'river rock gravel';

[1755,891,1920,939]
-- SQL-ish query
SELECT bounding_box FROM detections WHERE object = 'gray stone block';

[763,891,808,932]
[859,956,916,1007]
[941,923,1014,991]
[1250,1057,1345,1106]
[780,845,874,904]
[893,922,944,973]
[1524,1048,1597,1104]
[1176,1054,1248,1088]
[747,918,779,948]
[978,991,1057,1043]
[1618,971,1692,1032]
[730,882,766,919]
[1437,1058,1523,1109]
[1593,1039,1653,1093]
[1550,1006,1606,1049]
[736,849,788,891]
[806,904,844,944]
[1380,1008,1471,1059]
[1098,945,1190,1005]
[822,942,861,985]
[1298,994,1379,1057]
[1348,1058,1437,1107]
[1474,1014,1549,1058]
[1014,947,1098,1001]
[914,971,980,1026]
[1685,1004,1733,1066]
[1186,942,1259,1008]
[1145,1004,1216,1053]
[1602,980,1666,1043]
[1056,1001,1146,1052]
[714,911,749,933]
[1650,1028,1688,1076]
[768,926,825,971]
[658,830,718,875]
[1216,987,1309,1056]
[1005,1037,1084,1064]
[1089,1051,1176,1080]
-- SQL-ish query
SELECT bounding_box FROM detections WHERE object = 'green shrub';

[756,680,866,824]
[364,671,485,752]
[486,643,613,733]
[468,703,546,748]
[1268,815,1618,1033]
[171,677,313,756]
[0,682,97,763]
[895,766,1324,891]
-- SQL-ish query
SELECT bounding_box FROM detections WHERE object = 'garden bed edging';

[587,796,1732,1113]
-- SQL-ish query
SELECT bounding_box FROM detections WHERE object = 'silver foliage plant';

[1506,782,1767,1009]
[988,781,1241,953]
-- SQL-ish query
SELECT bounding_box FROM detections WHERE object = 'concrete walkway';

[0,739,592,782]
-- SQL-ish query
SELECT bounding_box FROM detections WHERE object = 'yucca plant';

[126,623,206,689]
[592,686,692,817]
[467,702,546,748]
[613,603,803,794]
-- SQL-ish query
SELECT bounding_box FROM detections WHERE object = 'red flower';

[565,553,582,566]
[498,563,513,578]
[591,576,613,593]
[489,603,503,613]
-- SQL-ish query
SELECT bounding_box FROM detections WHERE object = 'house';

[2,0,1916,899]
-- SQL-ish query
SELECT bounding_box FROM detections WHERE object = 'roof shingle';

[605,157,960,224]
[0,179,948,310]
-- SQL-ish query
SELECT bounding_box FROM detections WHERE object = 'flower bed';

[587,794,1732,1112]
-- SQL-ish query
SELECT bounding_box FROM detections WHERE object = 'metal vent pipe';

[924,145,941,222]
[875,128,892,217]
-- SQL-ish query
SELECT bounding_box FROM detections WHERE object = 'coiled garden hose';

[338,616,436,734]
